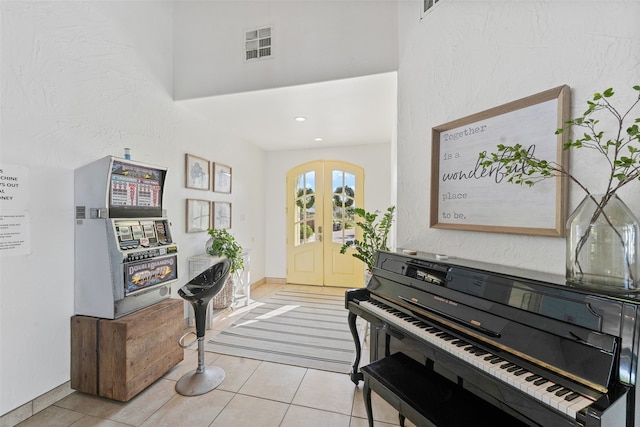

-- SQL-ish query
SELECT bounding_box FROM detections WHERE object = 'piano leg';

[348,312,364,384]
[385,333,391,357]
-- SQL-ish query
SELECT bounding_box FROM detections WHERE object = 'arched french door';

[286,160,364,287]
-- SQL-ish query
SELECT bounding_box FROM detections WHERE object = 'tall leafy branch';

[340,206,395,272]
[478,85,640,282]
[479,85,640,194]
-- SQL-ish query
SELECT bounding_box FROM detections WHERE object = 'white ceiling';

[176,72,397,151]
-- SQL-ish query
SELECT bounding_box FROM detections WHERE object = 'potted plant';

[206,228,244,273]
[205,228,244,308]
[340,206,395,274]
[478,85,640,291]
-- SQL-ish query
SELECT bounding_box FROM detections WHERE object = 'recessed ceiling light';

[294,116,306,122]
[314,137,323,142]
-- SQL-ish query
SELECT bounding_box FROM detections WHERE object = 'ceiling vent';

[245,27,272,62]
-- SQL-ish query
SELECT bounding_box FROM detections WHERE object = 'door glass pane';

[294,171,316,246]
[331,170,356,244]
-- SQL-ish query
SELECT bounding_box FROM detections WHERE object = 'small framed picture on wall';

[212,202,232,229]
[213,163,232,193]
[185,154,210,190]
[186,199,210,232]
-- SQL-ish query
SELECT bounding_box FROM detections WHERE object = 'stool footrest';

[178,331,197,349]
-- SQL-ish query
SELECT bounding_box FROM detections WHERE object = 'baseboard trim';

[0,381,73,427]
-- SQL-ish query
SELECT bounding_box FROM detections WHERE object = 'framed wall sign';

[212,202,231,229]
[186,199,210,233]
[185,154,210,190]
[430,85,571,237]
[213,163,232,193]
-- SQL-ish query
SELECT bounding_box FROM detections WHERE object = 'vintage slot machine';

[74,156,179,319]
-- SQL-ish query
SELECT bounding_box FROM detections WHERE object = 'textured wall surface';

[0,0,388,416]
[396,0,640,274]
[0,1,266,416]
[0,1,177,414]
[3,0,637,419]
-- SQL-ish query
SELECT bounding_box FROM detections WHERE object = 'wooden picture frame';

[430,85,571,237]
[185,154,210,190]
[213,163,232,193]
[186,199,210,233]
[212,202,232,230]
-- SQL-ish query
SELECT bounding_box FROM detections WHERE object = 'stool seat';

[176,258,231,396]
[178,259,231,304]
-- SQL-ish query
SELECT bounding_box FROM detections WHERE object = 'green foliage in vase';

[206,228,244,273]
[478,85,640,284]
[478,85,640,198]
[339,206,395,271]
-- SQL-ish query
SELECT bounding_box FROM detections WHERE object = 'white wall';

[264,143,393,278]
[396,0,640,273]
[5,0,637,419]
[0,1,266,416]
[173,0,398,99]
[174,105,267,279]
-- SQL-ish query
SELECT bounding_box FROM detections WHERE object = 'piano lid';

[378,250,635,333]
[371,250,625,393]
[393,249,567,285]
[392,249,640,299]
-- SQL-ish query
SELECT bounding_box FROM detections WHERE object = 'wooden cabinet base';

[71,298,184,401]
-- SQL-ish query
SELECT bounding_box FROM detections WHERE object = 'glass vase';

[566,193,639,291]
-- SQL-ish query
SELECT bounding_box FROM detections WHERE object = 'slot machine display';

[74,156,179,319]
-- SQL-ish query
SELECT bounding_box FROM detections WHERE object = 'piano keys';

[359,299,595,420]
[346,250,638,427]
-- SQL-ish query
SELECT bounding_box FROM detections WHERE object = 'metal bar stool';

[176,258,231,396]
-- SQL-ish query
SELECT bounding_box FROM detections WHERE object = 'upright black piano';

[346,250,640,427]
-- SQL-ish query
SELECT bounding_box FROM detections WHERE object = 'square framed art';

[213,163,232,193]
[212,202,231,229]
[185,154,210,190]
[186,199,210,232]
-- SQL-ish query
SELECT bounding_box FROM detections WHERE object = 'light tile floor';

[15,284,416,427]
